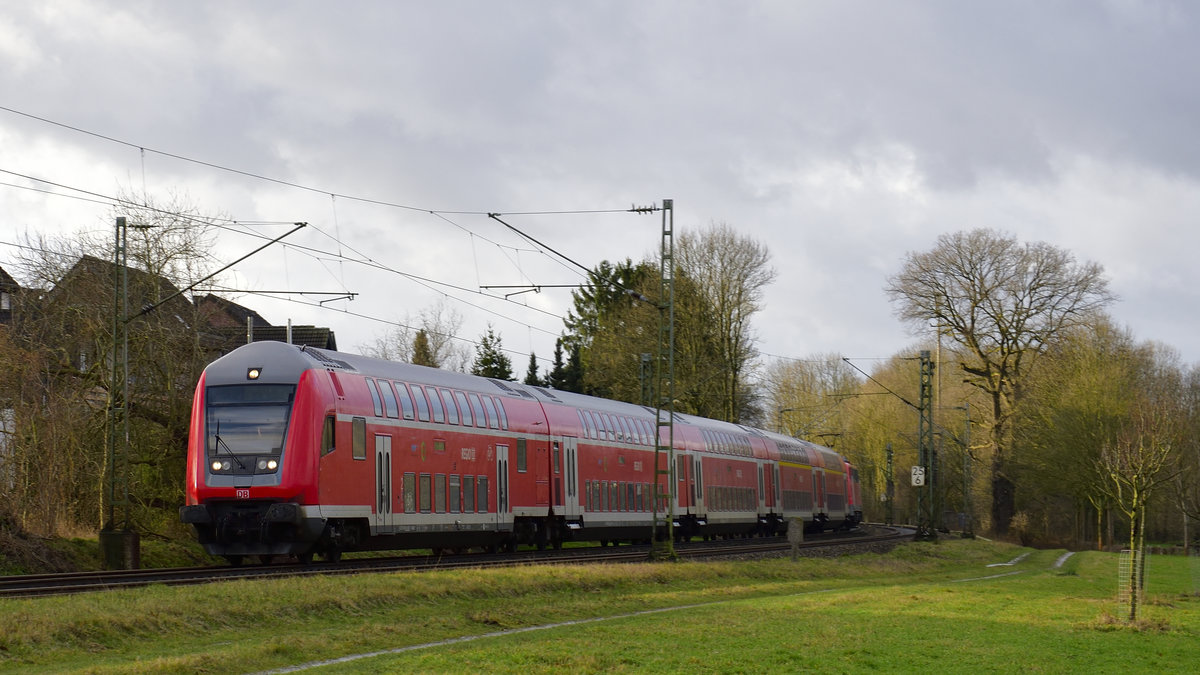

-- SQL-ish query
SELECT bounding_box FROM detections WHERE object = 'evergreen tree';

[412,329,437,368]
[563,341,584,393]
[523,351,542,386]
[548,338,567,389]
[470,325,514,380]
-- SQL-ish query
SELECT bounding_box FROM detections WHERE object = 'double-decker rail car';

[181,341,861,564]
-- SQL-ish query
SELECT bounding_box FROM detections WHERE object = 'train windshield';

[206,384,295,456]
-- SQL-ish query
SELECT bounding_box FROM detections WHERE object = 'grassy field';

[0,539,1196,673]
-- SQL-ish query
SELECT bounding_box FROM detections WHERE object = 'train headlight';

[255,458,280,472]
[211,460,222,472]
[247,367,262,380]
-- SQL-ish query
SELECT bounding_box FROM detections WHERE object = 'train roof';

[207,341,845,461]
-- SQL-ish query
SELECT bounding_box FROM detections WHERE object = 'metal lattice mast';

[651,199,676,560]
[105,217,132,531]
[915,350,937,541]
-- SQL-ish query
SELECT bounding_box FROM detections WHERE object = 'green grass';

[0,540,1196,673]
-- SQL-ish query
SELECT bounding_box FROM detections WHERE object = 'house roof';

[0,265,18,290]
[195,293,272,329]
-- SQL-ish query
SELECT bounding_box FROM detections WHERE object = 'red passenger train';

[181,341,862,564]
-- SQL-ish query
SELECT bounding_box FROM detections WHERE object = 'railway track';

[0,526,910,599]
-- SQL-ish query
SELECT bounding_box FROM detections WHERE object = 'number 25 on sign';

[911,466,926,487]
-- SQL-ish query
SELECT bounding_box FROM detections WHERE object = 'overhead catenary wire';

[0,104,643,219]
[0,104,680,366]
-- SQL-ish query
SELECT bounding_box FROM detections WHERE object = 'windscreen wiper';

[213,421,246,470]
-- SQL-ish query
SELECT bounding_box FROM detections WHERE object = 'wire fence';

[1117,549,1145,610]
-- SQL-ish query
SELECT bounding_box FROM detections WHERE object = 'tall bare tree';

[887,228,1113,534]
[677,222,775,422]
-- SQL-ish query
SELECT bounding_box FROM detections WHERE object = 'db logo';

[236,489,251,499]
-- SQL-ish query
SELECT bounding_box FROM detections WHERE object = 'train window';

[468,394,487,429]
[365,379,384,417]
[627,482,635,512]
[517,438,527,473]
[493,397,509,430]
[454,391,473,426]
[601,481,608,511]
[553,442,561,474]
[439,388,459,425]
[591,411,605,441]
[379,381,399,418]
[428,388,445,423]
[322,415,335,456]
[610,482,619,511]
[615,417,629,443]
[352,417,366,460]
[449,475,461,513]
[394,382,415,420]
[411,384,431,422]
[435,474,447,513]
[419,473,432,512]
[481,396,500,430]
[434,440,446,453]
[599,414,614,441]
[463,475,475,512]
[403,473,416,512]
[477,476,488,513]
[578,411,593,440]
[641,419,655,446]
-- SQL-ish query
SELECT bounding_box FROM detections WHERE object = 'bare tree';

[764,353,860,440]
[887,228,1113,535]
[2,190,224,534]
[362,298,470,371]
[1096,355,1184,622]
[677,222,776,422]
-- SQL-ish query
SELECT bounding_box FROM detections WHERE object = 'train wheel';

[297,551,314,565]
[323,549,342,563]
[224,555,244,567]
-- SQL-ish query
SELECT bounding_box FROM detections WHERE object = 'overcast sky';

[2,1,1198,375]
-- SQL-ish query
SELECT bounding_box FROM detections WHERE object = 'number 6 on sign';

[911,466,926,487]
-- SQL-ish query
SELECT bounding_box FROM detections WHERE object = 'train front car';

[180,342,330,565]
